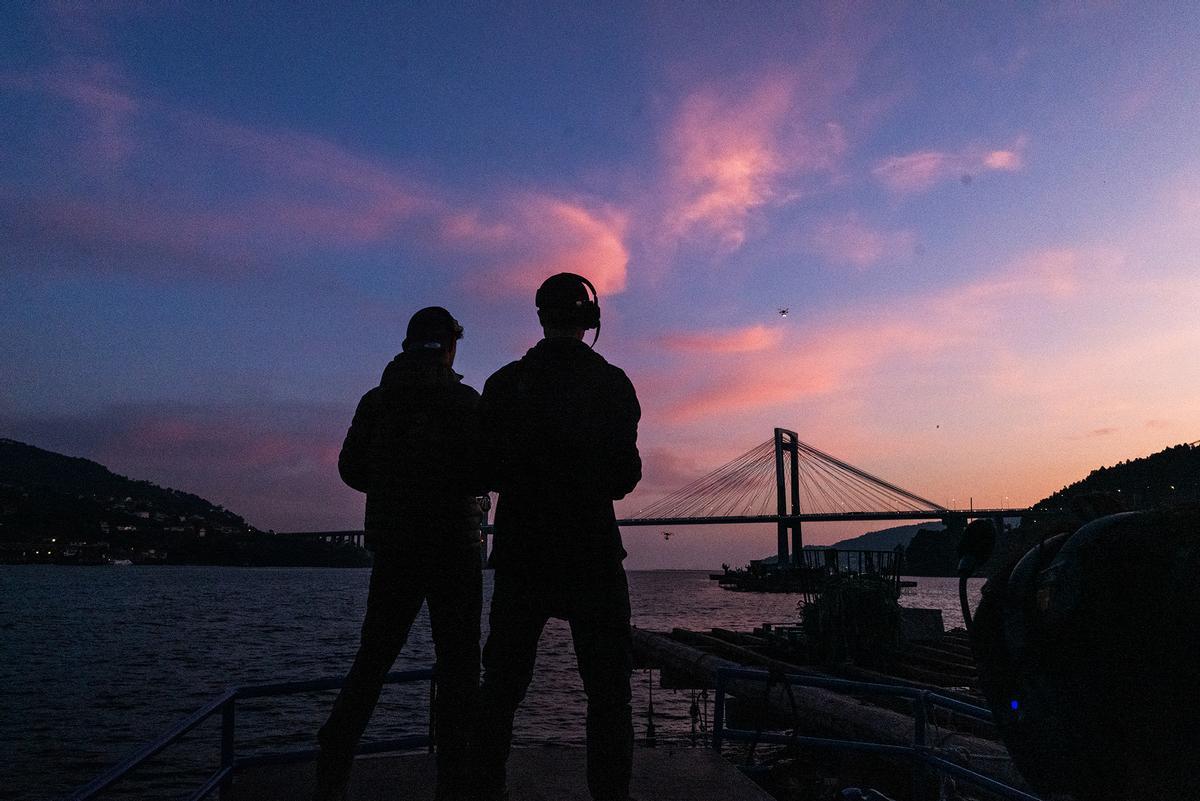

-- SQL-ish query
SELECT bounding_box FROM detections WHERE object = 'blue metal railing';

[712,667,1046,801]
[67,668,435,801]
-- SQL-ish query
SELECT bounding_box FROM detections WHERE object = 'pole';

[789,432,802,565]
[220,700,235,799]
[774,429,788,566]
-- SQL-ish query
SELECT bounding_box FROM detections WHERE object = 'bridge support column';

[790,436,803,565]
[774,429,789,566]
[774,428,804,567]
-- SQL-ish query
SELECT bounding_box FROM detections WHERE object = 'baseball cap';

[402,306,463,352]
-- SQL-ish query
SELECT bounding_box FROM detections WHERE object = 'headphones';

[962,510,1200,799]
[536,272,602,348]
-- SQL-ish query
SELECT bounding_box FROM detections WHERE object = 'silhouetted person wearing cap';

[314,307,484,801]
[473,273,642,801]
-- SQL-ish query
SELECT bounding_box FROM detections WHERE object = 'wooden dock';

[227,744,775,801]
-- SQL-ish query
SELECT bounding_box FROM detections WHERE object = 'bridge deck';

[616,508,1030,526]
[227,744,774,801]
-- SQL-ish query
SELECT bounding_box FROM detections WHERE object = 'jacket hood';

[379,350,463,390]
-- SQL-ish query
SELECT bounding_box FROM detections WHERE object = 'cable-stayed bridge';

[616,428,1032,567]
[292,428,1033,568]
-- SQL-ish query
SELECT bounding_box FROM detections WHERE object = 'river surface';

[0,567,981,801]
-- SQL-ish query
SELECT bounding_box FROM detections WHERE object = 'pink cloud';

[948,247,1122,308]
[631,246,1198,528]
[662,74,848,249]
[7,59,635,291]
[45,64,137,117]
[39,1,145,49]
[654,319,939,423]
[4,63,447,273]
[643,245,1121,426]
[8,60,141,165]
[0,193,262,275]
[627,446,709,501]
[660,324,783,354]
[457,195,629,296]
[1087,427,1118,437]
[662,370,824,423]
[873,135,1028,194]
[805,213,917,268]
[982,149,1023,171]
[179,113,439,244]
[439,211,514,247]
[185,114,434,215]
[871,151,949,194]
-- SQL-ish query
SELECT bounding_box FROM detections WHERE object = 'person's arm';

[455,384,490,497]
[337,389,377,493]
[477,373,505,495]
[606,369,642,500]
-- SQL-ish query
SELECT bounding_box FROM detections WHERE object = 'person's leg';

[425,540,483,799]
[569,577,633,801]
[314,550,426,801]
[473,572,548,798]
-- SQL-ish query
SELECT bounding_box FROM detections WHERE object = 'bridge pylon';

[774,428,803,566]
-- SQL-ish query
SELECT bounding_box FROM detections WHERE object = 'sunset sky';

[3,3,1198,568]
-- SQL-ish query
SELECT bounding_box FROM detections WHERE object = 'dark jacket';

[339,351,484,536]
[480,337,641,579]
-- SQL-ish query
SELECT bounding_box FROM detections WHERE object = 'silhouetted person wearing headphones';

[314,307,484,801]
[473,273,642,801]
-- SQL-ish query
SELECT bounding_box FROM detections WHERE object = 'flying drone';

[778,308,789,317]
[661,531,674,542]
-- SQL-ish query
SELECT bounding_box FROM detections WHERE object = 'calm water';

[0,567,979,801]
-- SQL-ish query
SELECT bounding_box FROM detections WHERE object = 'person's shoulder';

[483,359,524,391]
[594,354,636,389]
[357,385,384,405]
[484,359,523,383]
[448,378,481,404]
[348,385,384,421]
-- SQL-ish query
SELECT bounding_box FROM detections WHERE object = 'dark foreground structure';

[227,746,774,801]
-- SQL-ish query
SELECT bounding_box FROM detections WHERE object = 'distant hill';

[1035,441,1200,512]
[826,522,942,552]
[0,437,253,540]
[0,438,368,566]
[908,441,1200,577]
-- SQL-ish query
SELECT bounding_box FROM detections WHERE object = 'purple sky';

[4,3,1199,568]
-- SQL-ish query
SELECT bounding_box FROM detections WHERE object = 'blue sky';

[3,2,1199,567]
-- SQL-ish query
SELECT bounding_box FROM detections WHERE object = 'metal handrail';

[67,667,436,801]
[711,667,1046,801]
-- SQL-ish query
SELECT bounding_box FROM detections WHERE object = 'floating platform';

[226,743,774,801]
[629,627,1032,793]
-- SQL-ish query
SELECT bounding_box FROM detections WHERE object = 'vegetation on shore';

[815,441,1200,577]
[0,438,370,567]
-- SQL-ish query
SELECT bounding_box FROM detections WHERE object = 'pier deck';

[227,744,774,801]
